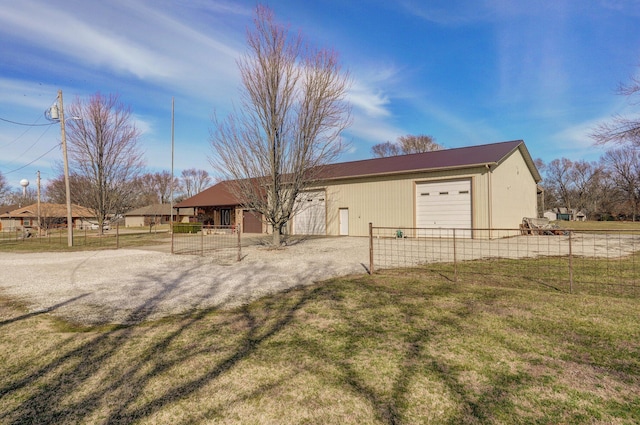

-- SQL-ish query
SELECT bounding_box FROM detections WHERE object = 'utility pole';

[170,97,175,230]
[59,90,74,247]
[37,170,41,236]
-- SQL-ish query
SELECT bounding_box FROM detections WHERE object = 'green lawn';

[1,266,638,424]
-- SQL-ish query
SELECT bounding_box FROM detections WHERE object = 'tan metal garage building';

[293,140,541,237]
[178,140,541,238]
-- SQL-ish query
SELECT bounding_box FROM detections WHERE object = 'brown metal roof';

[317,140,538,180]
[176,140,541,208]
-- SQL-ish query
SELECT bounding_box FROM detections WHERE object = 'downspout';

[486,164,493,238]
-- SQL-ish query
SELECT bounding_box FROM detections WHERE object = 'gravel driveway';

[0,237,370,325]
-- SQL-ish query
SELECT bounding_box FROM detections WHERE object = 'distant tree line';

[538,146,640,221]
[0,167,213,211]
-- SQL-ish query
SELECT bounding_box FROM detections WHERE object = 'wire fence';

[0,224,170,249]
[369,224,640,296]
[171,224,242,262]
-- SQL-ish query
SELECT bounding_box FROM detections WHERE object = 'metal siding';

[324,167,487,236]
[491,150,538,228]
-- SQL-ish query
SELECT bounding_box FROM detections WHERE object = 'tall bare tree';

[181,168,212,198]
[371,134,441,158]
[544,158,575,211]
[592,74,640,146]
[65,93,144,233]
[210,5,351,245]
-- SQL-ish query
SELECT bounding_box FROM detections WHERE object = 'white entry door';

[339,208,349,235]
[416,179,472,238]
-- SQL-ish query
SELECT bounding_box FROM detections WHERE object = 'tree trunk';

[272,229,281,246]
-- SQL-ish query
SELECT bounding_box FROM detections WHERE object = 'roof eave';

[318,161,501,183]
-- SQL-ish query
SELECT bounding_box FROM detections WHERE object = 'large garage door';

[416,180,471,238]
[293,190,326,235]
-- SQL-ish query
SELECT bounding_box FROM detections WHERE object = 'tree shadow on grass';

[0,261,322,425]
[2,265,633,424]
[0,293,90,327]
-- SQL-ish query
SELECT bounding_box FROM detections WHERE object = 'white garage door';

[416,180,471,238]
[293,190,326,235]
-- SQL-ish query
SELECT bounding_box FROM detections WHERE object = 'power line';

[6,123,54,164]
[0,117,55,127]
[2,143,60,175]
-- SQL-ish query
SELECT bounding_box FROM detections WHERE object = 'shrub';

[173,223,202,234]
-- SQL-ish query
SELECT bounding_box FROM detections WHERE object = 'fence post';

[201,226,204,257]
[237,223,241,262]
[453,228,458,282]
[171,222,174,254]
[116,223,120,249]
[568,231,573,294]
[369,222,374,274]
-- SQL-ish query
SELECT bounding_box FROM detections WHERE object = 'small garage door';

[416,179,471,238]
[293,190,326,235]
[242,210,262,233]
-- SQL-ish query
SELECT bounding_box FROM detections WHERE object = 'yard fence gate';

[172,224,242,262]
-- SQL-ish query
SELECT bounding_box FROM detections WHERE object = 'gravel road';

[0,237,370,325]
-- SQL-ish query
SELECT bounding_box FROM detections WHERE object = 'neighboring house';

[552,207,587,221]
[0,205,19,231]
[123,204,195,227]
[0,203,96,232]
[543,210,558,221]
[176,140,542,238]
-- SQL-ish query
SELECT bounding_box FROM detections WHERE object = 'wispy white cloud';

[0,1,245,101]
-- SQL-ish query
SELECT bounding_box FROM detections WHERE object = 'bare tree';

[568,160,604,219]
[210,5,351,245]
[45,174,92,206]
[0,172,10,204]
[371,134,441,158]
[592,74,640,146]
[65,93,144,233]
[136,171,178,205]
[601,147,640,220]
[371,141,401,158]
[181,168,212,198]
[544,158,575,211]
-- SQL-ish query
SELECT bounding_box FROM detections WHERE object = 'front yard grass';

[1,265,638,424]
[0,228,169,252]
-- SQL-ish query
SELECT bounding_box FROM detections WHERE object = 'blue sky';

[1,0,640,189]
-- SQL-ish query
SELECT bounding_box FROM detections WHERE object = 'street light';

[46,90,81,247]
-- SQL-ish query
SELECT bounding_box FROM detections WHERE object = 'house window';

[23,218,31,226]
[221,209,231,226]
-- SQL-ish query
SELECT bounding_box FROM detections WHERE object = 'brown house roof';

[176,140,540,208]
[176,180,241,209]
[0,203,95,219]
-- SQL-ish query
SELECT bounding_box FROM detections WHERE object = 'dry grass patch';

[0,269,639,424]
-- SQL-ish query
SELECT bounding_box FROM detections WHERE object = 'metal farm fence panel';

[171,224,242,262]
[369,224,640,296]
